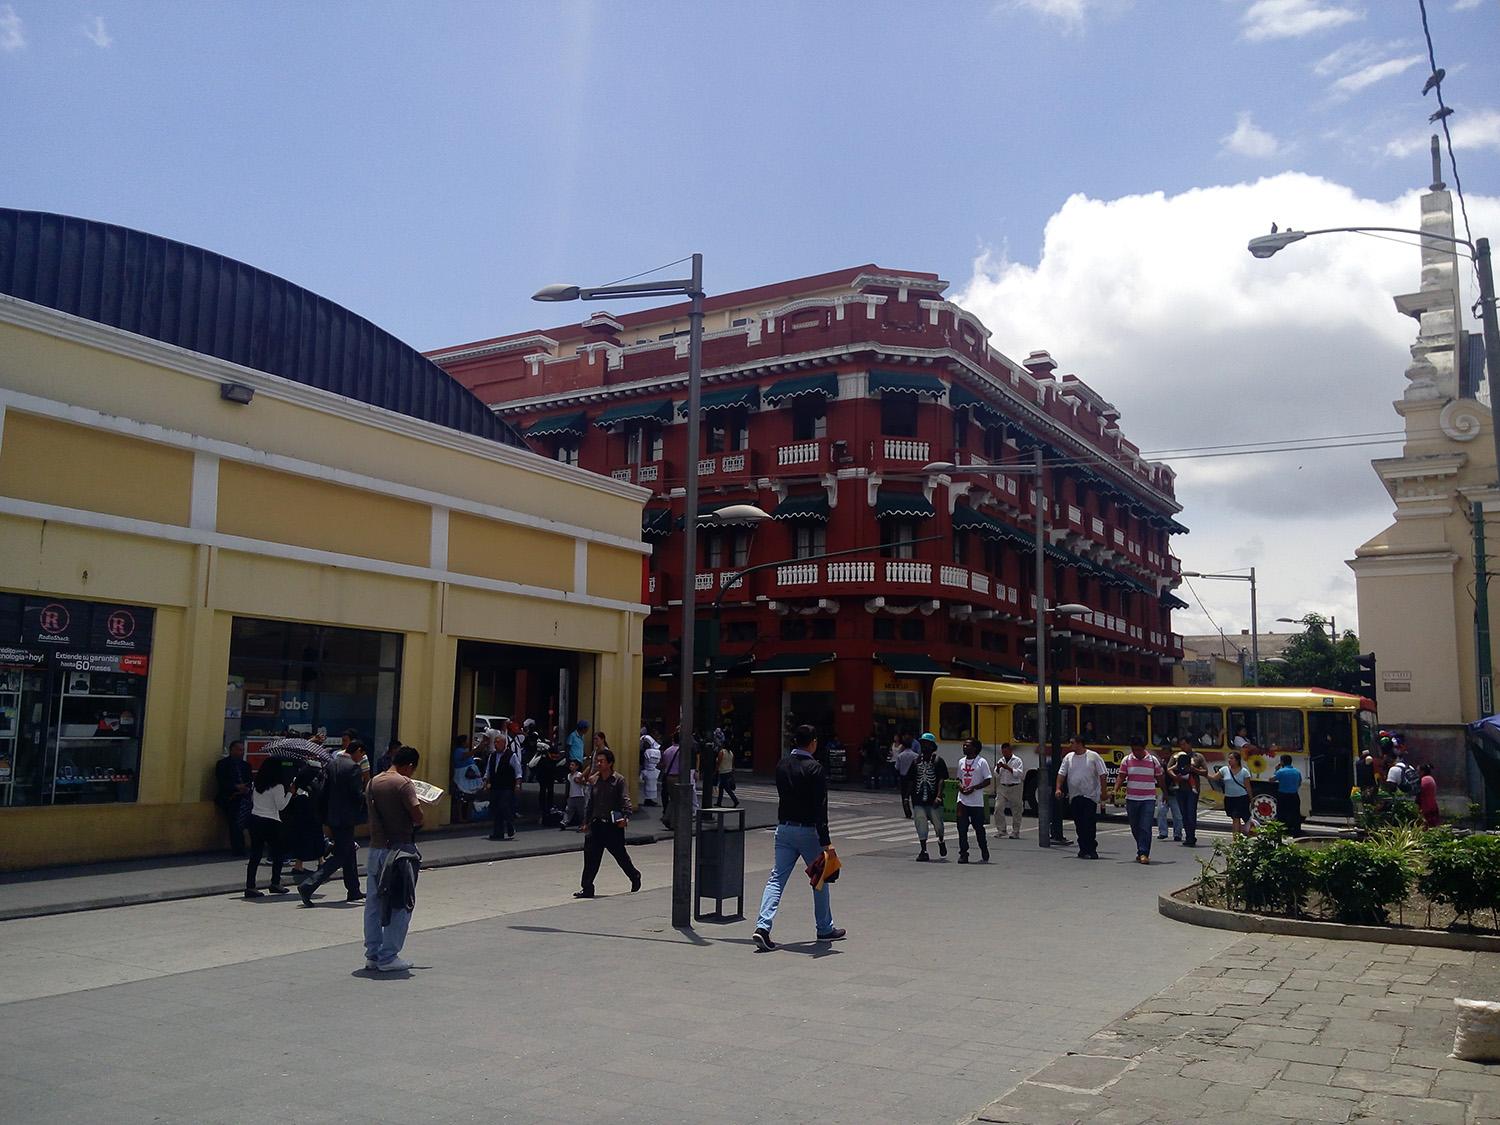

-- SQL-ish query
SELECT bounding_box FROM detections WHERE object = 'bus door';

[976,704,1008,760]
[1308,710,1354,814]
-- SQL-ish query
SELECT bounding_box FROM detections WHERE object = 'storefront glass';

[0,593,154,807]
[223,617,402,767]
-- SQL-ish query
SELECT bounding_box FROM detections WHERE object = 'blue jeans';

[1126,799,1155,858]
[756,824,833,936]
[1156,791,1182,839]
[363,847,413,965]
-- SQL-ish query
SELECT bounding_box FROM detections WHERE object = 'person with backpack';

[1384,745,1420,800]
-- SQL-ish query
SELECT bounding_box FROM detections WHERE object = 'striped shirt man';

[1117,749,1163,801]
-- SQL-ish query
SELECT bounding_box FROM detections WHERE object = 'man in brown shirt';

[574,747,642,898]
[364,746,422,971]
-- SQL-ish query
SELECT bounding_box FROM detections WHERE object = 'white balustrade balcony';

[776,563,819,586]
[638,464,660,482]
[885,560,932,584]
[694,573,714,591]
[721,453,746,473]
[777,440,822,467]
[827,560,875,583]
[882,438,930,462]
[697,457,717,476]
[940,565,969,588]
[970,573,991,596]
[610,467,632,482]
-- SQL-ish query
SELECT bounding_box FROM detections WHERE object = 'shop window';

[793,523,827,560]
[791,399,827,441]
[880,396,917,437]
[899,618,925,642]
[780,618,808,641]
[873,619,896,641]
[225,618,402,769]
[0,595,154,808]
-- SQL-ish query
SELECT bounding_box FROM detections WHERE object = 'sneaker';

[752,928,777,952]
[298,884,315,907]
[364,958,378,970]
[346,891,365,903]
[375,957,413,972]
[267,884,290,895]
[816,928,846,942]
[916,849,930,862]
[573,890,594,899]
[937,839,947,858]
[243,888,263,899]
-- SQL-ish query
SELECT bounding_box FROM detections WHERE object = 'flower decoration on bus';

[1245,753,1270,777]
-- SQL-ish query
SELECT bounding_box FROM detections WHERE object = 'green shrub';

[1220,821,1313,917]
[1312,840,1413,925]
[1357,794,1422,832]
[1421,834,1500,928]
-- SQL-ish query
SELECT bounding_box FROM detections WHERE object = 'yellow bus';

[928,679,1376,823]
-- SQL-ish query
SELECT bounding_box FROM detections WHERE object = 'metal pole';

[1032,445,1051,848]
[671,253,704,930]
[1476,238,1500,720]
[1248,566,1259,687]
[1476,500,1494,718]
[1475,239,1500,485]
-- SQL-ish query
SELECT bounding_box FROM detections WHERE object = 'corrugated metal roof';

[0,208,523,447]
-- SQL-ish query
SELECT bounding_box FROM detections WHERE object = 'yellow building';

[0,210,649,869]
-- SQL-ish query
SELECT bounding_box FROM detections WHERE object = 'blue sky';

[4,0,1500,639]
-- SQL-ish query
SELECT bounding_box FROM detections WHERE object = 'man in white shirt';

[955,738,992,864]
[1055,735,1109,859]
[993,742,1026,840]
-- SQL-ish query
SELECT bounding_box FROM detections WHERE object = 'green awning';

[642,509,673,540]
[763,373,839,406]
[660,654,756,678]
[679,385,759,415]
[877,652,949,677]
[869,369,946,398]
[953,658,1028,682]
[1167,517,1188,535]
[875,488,935,519]
[750,652,835,676]
[525,411,587,438]
[594,399,674,428]
[952,504,1028,543]
[773,493,832,522]
[1161,591,1189,611]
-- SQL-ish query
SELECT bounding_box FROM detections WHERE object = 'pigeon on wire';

[1421,68,1444,96]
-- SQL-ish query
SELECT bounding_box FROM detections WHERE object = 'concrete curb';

[0,829,674,923]
[1159,886,1500,953]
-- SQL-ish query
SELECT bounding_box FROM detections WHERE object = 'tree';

[1258,614,1362,692]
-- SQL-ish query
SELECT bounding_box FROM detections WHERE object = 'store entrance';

[453,641,582,748]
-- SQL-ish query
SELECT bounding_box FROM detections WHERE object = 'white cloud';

[0,4,24,51]
[1221,111,1282,158]
[1002,0,1130,32]
[1386,108,1500,158]
[953,174,1500,634]
[82,16,111,48]
[1329,54,1423,96]
[1242,0,1363,42]
[1452,0,1482,10]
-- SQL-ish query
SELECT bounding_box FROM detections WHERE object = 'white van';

[473,714,509,738]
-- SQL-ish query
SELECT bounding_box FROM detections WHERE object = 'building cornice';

[425,334,561,365]
[0,297,648,506]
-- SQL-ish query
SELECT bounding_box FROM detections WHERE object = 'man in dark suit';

[299,740,368,905]
[213,740,253,855]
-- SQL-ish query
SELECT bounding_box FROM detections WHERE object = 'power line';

[1416,0,1480,295]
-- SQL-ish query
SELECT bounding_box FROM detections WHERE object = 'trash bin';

[941,778,995,823]
[695,806,746,922]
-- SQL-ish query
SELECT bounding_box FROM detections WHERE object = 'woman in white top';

[1216,751,1253,837]
[244,758,295,898]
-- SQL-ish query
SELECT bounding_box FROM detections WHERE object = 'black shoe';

[957,856,969,865]
[573,890,594,899]
[243,888,263,899]
[816,928,846,941]
[630,874,642,893]
[267,884,290,895]
[980,853,990,864]
[298,883,315,907]
[916,849,930,862]
[938,839,948,858]
[346,891,365,903]
[753,928,777,951]
[507,832,516,840]
[487,835,503,841]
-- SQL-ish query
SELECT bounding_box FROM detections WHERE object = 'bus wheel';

[1249,792,1278,827]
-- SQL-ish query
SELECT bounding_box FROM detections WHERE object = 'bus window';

[1079,705,1148,747]
[1227,708,1303,752]
[1013,704,1075,743]
[939,702,972,741]
[1150,707,1224,750]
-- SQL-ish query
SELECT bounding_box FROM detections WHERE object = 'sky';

[4,0,1500,645]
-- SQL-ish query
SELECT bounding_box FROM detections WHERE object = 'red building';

[431,265,1186,775]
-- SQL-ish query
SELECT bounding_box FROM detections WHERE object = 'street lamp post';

[1277,614,1336,638]
[534,254,706,929]
[925,449,1062,846]
[1182,569,1259,685]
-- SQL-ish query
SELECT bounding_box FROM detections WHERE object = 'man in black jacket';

[752,725,844,951]
[214,740,253,855]
[299,740,368,905]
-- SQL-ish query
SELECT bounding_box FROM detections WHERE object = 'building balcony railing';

[606,458,670,487]
[881,438,930,463]
[696,450,758,479]
[777,439,824,468]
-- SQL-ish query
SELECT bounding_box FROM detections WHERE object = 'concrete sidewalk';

[973,934,1500,1124]
[0,799,778,921]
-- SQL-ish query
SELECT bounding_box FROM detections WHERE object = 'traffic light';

[1356,652,1378,703]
